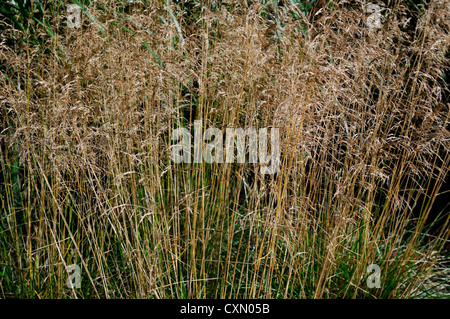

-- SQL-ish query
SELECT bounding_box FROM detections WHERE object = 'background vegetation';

[1,0,449,298]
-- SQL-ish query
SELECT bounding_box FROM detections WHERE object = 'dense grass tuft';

[1,0,449,298]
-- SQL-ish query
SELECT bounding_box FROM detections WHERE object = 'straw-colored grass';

[0,0,449,298]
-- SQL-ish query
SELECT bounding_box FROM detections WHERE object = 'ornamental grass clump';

[0,0,449,298]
